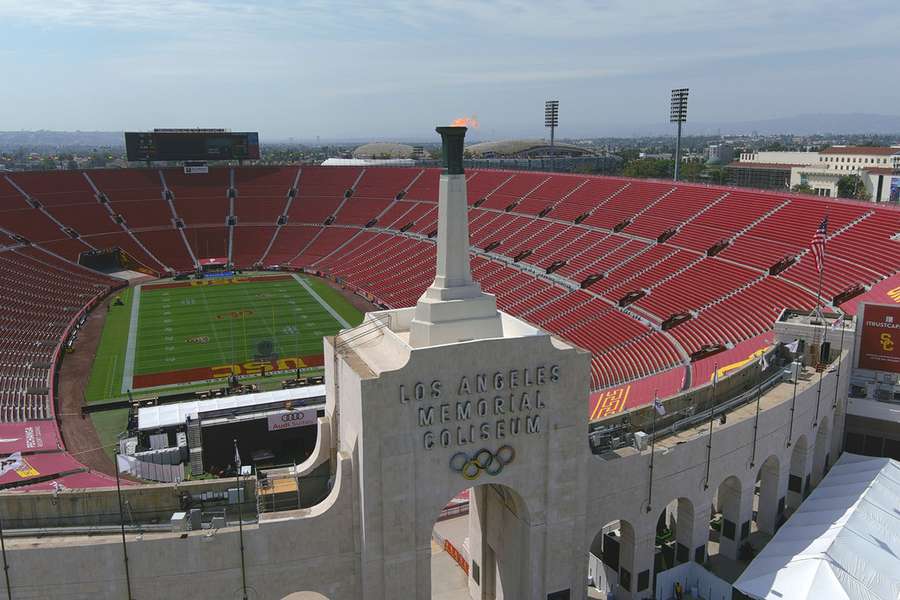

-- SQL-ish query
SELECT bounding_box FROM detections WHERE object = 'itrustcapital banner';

[858,303,900,373]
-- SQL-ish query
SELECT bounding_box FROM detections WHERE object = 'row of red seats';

[0,246,119,422]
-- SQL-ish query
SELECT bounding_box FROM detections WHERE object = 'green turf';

[303,277,365,327]
[91,408,130,462]
[134,275,350,375]
[84,287,134,403]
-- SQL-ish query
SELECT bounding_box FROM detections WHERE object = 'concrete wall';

[0,475,256,529]
[3,452,358,600]
[0,327,849,600]
[582,352,848,598]
[328,312,592,600]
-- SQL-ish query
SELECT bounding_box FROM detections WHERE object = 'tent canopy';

[734,453,900,600]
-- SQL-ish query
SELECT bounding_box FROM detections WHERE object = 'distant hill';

[610,113,900,137]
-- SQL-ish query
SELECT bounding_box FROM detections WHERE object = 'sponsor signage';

[858,303,900,373]
[267,408,318,432]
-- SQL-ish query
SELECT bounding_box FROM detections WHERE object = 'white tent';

[733,453,900,600]
[137,384,325,430]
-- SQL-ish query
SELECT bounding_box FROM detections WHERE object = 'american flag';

[811,216,828,272]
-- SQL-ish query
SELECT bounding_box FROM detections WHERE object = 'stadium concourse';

[0,165,898,491]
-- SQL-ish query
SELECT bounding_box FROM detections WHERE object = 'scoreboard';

[125,129,260,161]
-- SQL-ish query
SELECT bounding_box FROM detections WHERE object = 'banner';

[858,304,900,372]
[267,408,318,432]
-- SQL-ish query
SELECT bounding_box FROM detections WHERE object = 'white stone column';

[675,499,710,565]
[617,527,655,600]
[757,461,788,536]
[787,443,813,512]
[409,172,502,347]
[717,478,755,560]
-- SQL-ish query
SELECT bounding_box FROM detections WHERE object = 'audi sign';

[267,408,318,432]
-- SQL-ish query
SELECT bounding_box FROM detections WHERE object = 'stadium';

[0,125,898,600]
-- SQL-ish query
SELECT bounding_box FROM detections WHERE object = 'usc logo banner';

[858,304,900,373]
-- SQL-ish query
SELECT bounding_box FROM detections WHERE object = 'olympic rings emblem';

[449,446,516,480]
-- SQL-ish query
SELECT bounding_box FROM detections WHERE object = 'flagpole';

[814,267,825,325]
[0,515,11,600]
[750,353,766,468]
[832,313,847,410]
[787,354,799,448]
[234,440,248,600]
[704,366,717,490]
[813,366,824,428]
[114,451,134,600]
[646,390,658,513]
[812,214,828,342]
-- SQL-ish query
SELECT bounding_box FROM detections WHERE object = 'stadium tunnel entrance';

[430,483,531,600]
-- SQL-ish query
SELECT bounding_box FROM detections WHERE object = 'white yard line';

[290,273,351,329]
[121,285,142,394]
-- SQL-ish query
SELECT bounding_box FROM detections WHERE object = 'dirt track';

[56,291,122,477]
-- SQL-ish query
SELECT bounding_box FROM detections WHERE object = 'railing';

[334,313,392,354]
[649,357,786,443]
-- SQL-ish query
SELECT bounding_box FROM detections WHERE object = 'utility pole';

[704,365,718,490]
[114,451,134,600]
[234,440,248,600]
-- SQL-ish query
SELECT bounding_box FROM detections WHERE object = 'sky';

[1,0,899,141]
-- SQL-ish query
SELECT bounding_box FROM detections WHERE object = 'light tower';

[544,100,559,156]
[670,88,689,181]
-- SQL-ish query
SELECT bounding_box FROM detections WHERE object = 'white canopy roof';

[137,385,325,430]
[733,453,900,600]
[320,157,415,166]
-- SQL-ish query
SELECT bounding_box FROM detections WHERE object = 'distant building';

[352,142,416,159]
[793,146,900,201]
[465,139,595,158]
[725,146,900,201]
[705,144,734,164]
[321,157,415,167]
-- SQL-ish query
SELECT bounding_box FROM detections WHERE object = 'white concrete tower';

[409,126,503,347]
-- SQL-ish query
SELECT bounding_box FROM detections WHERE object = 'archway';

[281,593,331,600]
[812,416,831,486]
[652,497,697,576]
[788,434,811,513]
[588,519,636,598]
[753,454,783,535]
[430,483,531,600]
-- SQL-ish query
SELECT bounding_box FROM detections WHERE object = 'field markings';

[120,283,142,394]
[290,274,351,329]
[196,283,231,367]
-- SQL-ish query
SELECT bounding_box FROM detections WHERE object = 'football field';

[112,273,361,392]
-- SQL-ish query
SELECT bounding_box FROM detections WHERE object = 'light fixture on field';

[544,100,559,156]
[670,88,689,181]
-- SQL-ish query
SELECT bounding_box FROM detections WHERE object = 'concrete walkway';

[431,539,470,600]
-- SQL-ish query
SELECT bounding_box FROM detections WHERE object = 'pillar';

[674,499,710,566]
[617,526,655,600]
[787,444,812,512]
[756,460,787,536]
[717,478,754,560]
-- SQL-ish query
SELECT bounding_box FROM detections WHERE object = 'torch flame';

[451,116,479,128]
